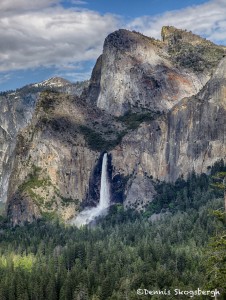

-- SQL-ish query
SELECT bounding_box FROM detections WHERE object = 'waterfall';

[99,153,110,209]
[71,153,110,227]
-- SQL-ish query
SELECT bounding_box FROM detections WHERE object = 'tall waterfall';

[99,153,110,209]
[71,153,110,227]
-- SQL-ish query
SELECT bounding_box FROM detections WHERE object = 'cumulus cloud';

[1,0,226,76]
[0,0,59,13]
[127,0,226,43]
[0,1,119,72]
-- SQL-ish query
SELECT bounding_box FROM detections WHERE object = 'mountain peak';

[104,29,140,50]
[104,28,160,52]
[33,77,71,88]
[161,26,214,46]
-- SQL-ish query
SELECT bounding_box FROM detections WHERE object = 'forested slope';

[0,163,225,300]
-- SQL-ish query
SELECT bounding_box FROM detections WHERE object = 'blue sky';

[79,0,208,18]
[0,0,225,91]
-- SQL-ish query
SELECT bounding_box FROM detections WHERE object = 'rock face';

[6,91,124,225]
[6,92,97,225]
[0,78,88,205]
[161,26,225,75]
[124,173,156,211]
[94,28,214,116]
[0,91,37,203]
[111,57,226,184]
[5,27,226,225]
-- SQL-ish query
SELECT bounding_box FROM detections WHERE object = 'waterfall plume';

[71,153,110,227]
[99,153,110,209]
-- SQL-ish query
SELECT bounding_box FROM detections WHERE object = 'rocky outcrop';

[5,27,226,225]
[6,92,98,225]
[6,90,125,225]
[124,173,156,211]
[111,57,226,184]
[84,55,102,105]
[0,78,88,205]
[91,29,216,116]
[0,91,37,203]
[161,26,225,74]
[7,191,41,226]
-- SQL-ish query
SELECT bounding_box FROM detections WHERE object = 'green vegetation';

[144,172,221,216]
[116,111,157,130]
[205,211,226,295]
[168,41,225,72]
[78,125,128,152]
[38,91,60,113]
[44,198,56,209]
[79,111,158,152]
[144,160,226,217]
[19,176,50,193]
[0,162,225,299]
[18,166,51,193]
[17,166,79,210]
[0,90,15,96]
[0,199,224,299]
[79,125,109,151]
[18,165,51,206]
[163,27,225,73]
[57,194,79,207]
[211,171,226,190]
[41,211,59,221]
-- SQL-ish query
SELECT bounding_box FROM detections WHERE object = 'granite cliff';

[4,26,226,225]
[0,89,38,204]
[90,27,223,116]
[0,78,88,204]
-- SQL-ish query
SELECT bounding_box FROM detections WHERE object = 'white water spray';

[99,153,110,209]
[71,153,110,227]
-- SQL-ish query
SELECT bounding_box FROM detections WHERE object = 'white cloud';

[0,3,119,72]
[0,0,226,75]
[127,0,226,43]
[0,0,59,13]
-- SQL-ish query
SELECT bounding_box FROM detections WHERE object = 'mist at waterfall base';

[71,153,110,227]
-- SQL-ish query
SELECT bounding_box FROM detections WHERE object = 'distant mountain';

[2,26,226,226]
[32,77,72,88]
[31,77,89,96]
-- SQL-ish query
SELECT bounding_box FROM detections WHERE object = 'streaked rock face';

[6,92,100,225]
[0,91,37,203]
[111,57,226,183]
[5,27,226,225]
[95,29,210,116]
[0,79,89,205]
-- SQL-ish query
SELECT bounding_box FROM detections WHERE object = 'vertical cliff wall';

[110,57,226,210]
[93,29,212,116]
[0,91,37,203]
[5,27,226,225]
